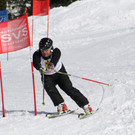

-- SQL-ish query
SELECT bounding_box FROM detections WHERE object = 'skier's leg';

[58,74,89,108]
[43,75,64,106]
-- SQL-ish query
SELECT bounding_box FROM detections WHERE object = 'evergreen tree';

[0,0,7,10]
[8,0,32,20]
[1,0,80,20]
[50,0,79,8]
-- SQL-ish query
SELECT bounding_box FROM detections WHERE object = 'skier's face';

[41,49,51,58]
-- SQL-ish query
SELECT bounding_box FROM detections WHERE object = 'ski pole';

[56,71,111,86]
[42,74,45,105]
[42,88,45,105]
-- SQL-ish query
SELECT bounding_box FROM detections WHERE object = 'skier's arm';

[33,51,41,70]
[50,48,61,66]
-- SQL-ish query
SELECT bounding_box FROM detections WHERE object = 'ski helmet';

[39,38,53,51]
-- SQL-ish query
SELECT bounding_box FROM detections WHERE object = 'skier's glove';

[39,67,46,75]
[46,63,54,73]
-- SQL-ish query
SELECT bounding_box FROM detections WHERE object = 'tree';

[50,0,79,8]
[1,0,79,20]
[8,0,32,20]
[0,0,7,10]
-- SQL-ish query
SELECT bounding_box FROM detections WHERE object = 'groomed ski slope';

[0,0,135,135]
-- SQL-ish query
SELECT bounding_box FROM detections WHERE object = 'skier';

[33,37,92,115]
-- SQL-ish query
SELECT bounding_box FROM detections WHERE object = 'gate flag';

[0,13,31,54]
[0,10,8,22]
[33,0,50,16]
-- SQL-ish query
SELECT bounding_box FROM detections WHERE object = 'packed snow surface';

[0,0,135,135]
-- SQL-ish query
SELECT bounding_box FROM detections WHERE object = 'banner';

[0,10,8,22]
[0,13,31,54]
[33,0,50,16]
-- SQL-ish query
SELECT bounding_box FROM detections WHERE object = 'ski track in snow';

[0,0,135,135]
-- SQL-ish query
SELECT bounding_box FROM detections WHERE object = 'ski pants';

[42,66,89,107]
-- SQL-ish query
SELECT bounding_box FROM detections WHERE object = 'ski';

[78,108,99,120]
[46,109,78,119]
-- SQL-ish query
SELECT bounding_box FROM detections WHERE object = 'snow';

[0,0,135,134]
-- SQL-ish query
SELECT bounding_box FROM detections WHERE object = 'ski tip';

[78,113,86,119]
[46,113,55,118]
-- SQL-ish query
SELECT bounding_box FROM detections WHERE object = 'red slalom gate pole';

[0,61,5,117]
[31,61,37,116]
[47,14,49,37]
[56,71,111,86]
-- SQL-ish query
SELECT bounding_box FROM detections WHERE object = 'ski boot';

[83,104,92,115]
[57,103,69,114]
[78,104,93,119]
